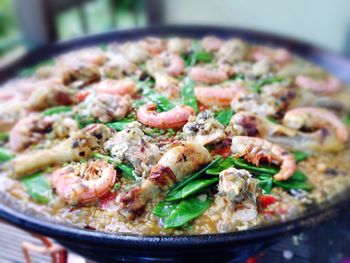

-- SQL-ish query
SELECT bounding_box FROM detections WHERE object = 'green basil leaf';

[22,173,52,204]
[257,174,273,194]
[215,109,234,125]
[163,196,213,228]
[180,77,198,113]
[107,119,134,131]
[165,177,218,202]
[0,147,13,163]
[42,106,72,116]
[206,157,236,175]
[231,158,279,175]
[168,157,222,195]
[293,151,309,163]
[153,201,178,218]
[139,81,175,112]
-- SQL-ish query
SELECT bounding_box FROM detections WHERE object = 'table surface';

[0,212,349,263]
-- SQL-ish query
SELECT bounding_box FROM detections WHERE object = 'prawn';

[252,47,291,64]
[94,79,137,96]
[295,75,342,94]
[202,36,223,52]
[231,136,296,181]
[120,142,211,216]
[137,103,195,129]
[51,160,117,205]
[190,66,229,84]
[283,107,348,143]
[139,37,164,54]
[194,84,245,107]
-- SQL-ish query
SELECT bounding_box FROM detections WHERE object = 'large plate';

[1,25,350,262]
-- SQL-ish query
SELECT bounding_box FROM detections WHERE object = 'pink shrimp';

[94,79,137,96]
[295,75,342,94]
[139,37,164,54]
[190,67,229,84]
[159,52,185,77]
[136,103,195,129]
[202,36,223,51]
[283,107,348,143]
[231,136,296,181]
[51,160,117,205]
[252,47,291,64]
[194,84,245,107]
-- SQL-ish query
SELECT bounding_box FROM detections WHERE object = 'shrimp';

[159,52,185,77]
[252,47,291,64]
[190,66,229,84]
[119,142,211,216]
[89,93,131,123]
[153,73,180,98]
[231,136,296,181]
[295,75,342,94]
[137,103,195,129]
[167,37,190,54]
[51,160,117,205]
[194,84,245,107]
[9,124,112,177]
[202,36,223,52]
[94,79,137,96]
[283,107,348,143]
[139,37,164,54]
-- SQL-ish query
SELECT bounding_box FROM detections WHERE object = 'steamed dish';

[0,36,349,235]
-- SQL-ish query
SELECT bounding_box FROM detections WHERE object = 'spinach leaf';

[165,177,218,202]
[42,106,72,116]
[0,132,9,141]
[139,81,175,112]
[153,201,178,218]
[215,109,234,125]
[168,157,222,195]
[257,174,273,194]
[0,147,13,163]
[22,173,52,204]
[75,114,98,129]
[293,151,309,163]
[163,196,213,229]
[185,41,213,67]
[180,77,198,112]
[92,153,135,180]
[273,179,314,191]
[107,119,134,131]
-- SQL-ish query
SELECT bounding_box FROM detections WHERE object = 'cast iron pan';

[0,26,350,263]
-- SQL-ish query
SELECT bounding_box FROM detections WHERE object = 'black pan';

[0,26,350,263]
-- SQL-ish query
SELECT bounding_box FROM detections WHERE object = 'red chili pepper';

[258,195,277,209]
[76,90,90,102]
[100,191,117,208]
[246,256,257,263]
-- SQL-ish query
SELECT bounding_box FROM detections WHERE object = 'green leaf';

[250,76,286,93]
[165,177,218,202]
[273,179,314,191]
[185,41,213,66]
[153,201,178,218]
[289,169,307,181]
[0,147,13,163]
[266,116,278,124]
[194,51,213,63]
[22,173,52,204]
[139,81,175,112]
[107,119,134,131]
[42,106,72,116]
[257,174,273,194]
[75,114,98,129]
[215,109,234,125]
[0,132,9,141]
[168,157,222,195]
[180,77,198,113]
[293,151,309,163]
[163,196,213,228]
[343,114,350,126]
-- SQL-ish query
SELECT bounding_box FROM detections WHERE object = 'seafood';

[9,124,111,177]
[295,75,342,94]
[202,36,223,51]
[51,160,117,205]
[88,94,131,123]
[195,84,245,107]
[139,37,164,54]
[283,107,348,143]
[120,142,211,216]
[167,37,189,54]
[137,104,195,129]
[102,53,138,79]
[252,47,291,64]
[231,136,297,180]
[218,39,248,63]
[190,66,229,84]
[94,79,137,96]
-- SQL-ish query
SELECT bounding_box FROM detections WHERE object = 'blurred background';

[1,0,350,69]
[0,0,350,262]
